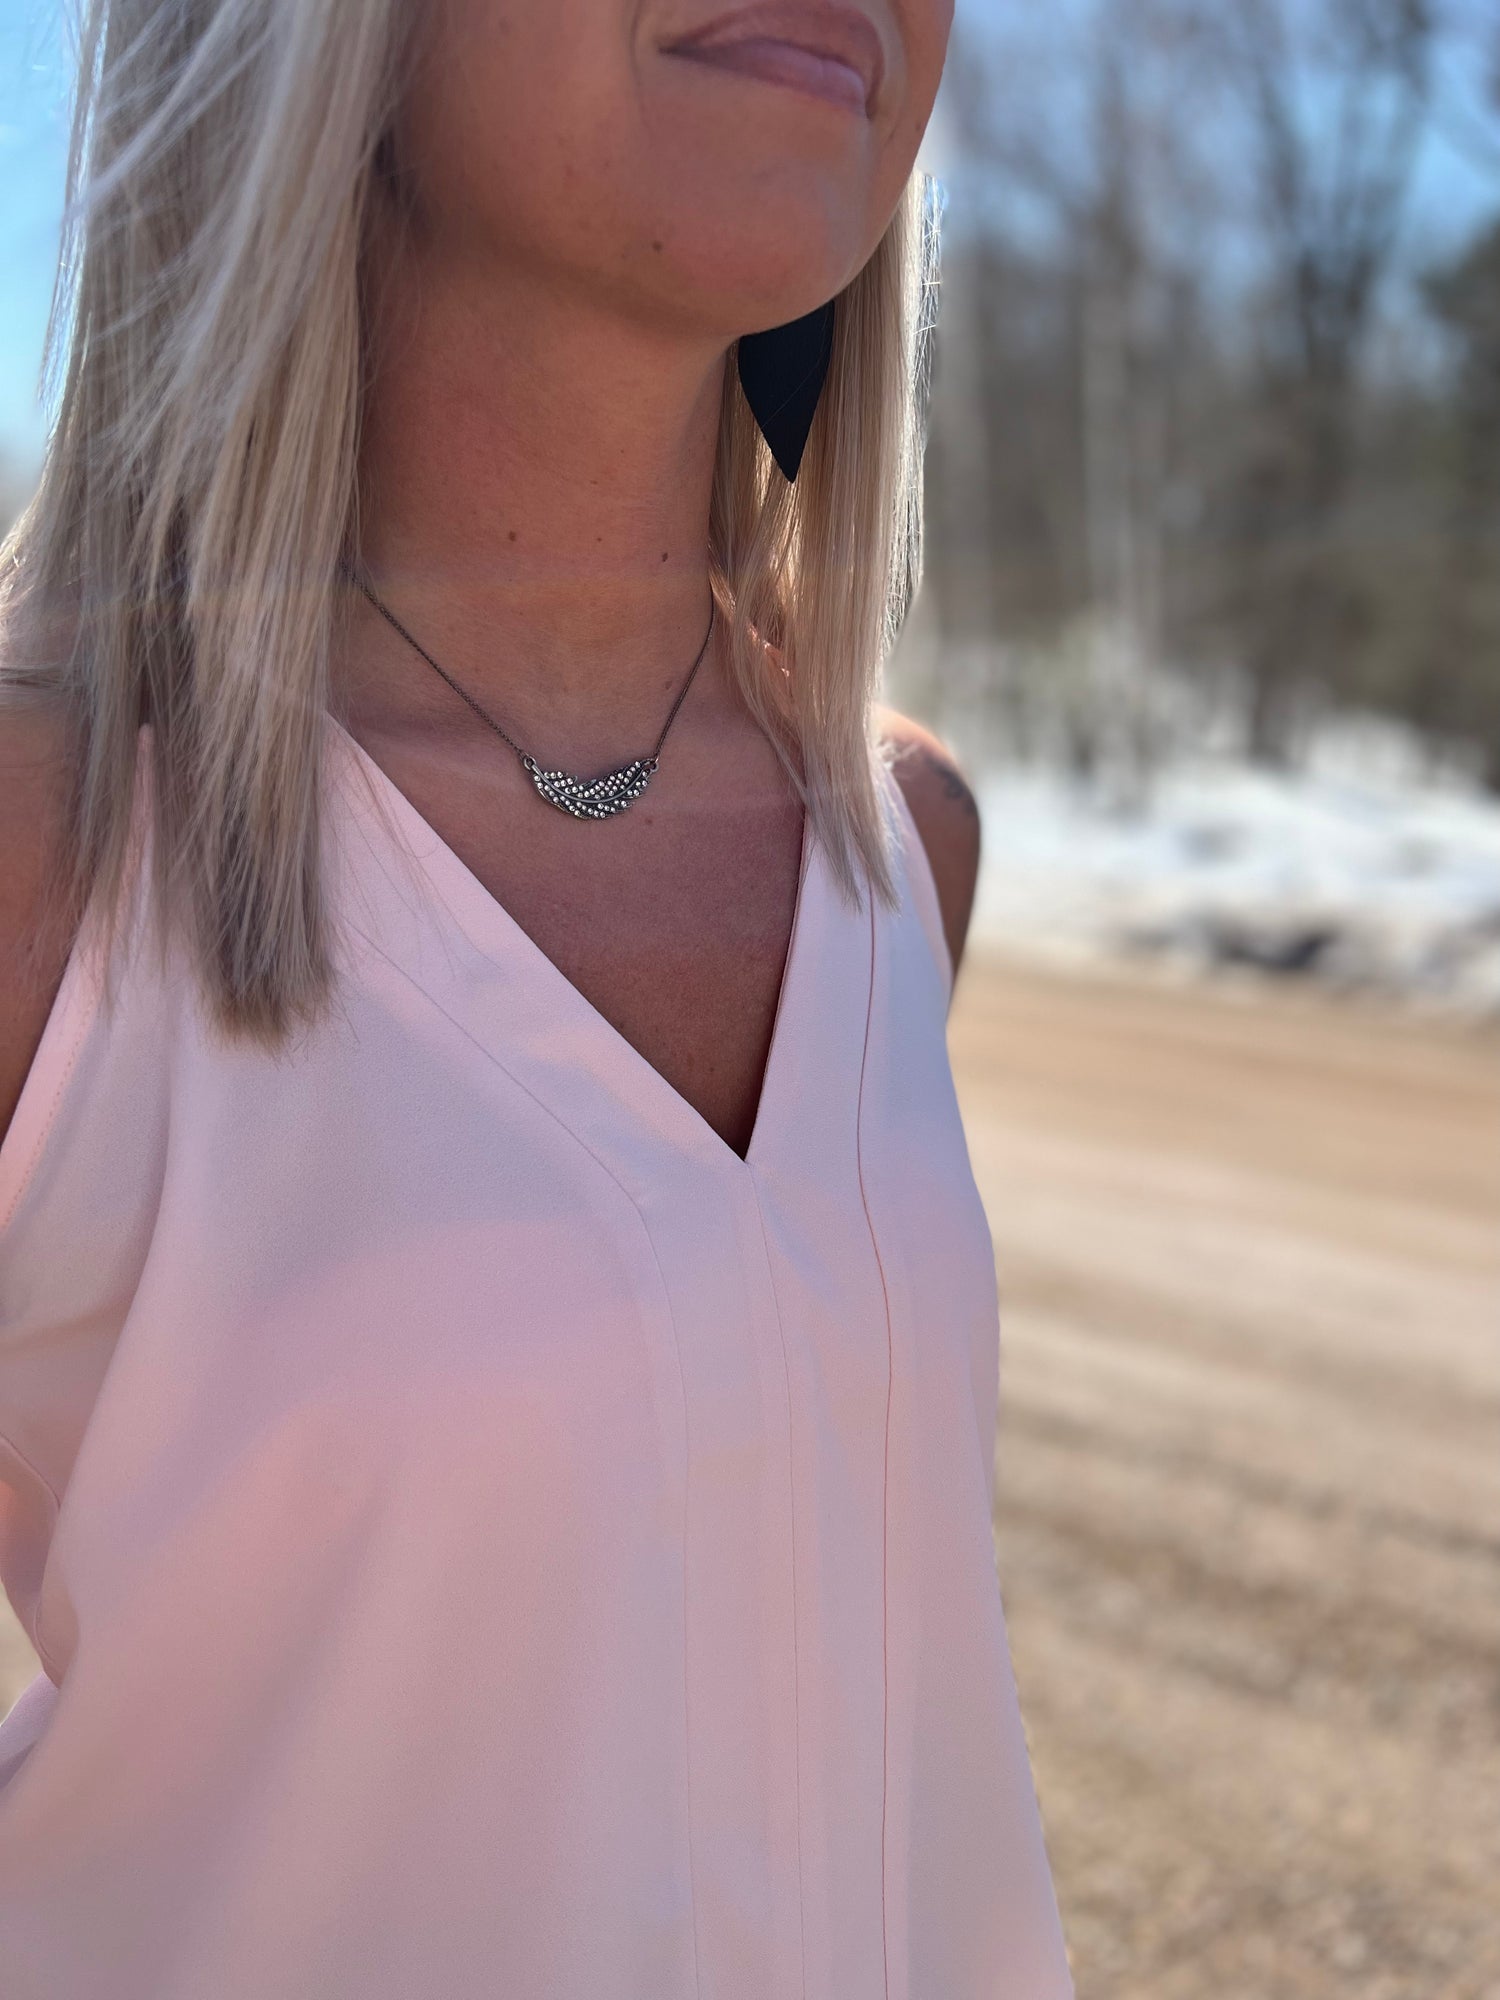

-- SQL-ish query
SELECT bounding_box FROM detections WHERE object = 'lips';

[662,4,885,117]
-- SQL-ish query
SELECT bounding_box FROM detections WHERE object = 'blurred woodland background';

[920,0,1499,790]
[898,0,1500,1016]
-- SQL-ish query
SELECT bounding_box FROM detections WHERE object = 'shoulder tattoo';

[916,743,980,820]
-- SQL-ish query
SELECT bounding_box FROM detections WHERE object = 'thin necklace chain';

[344,568,720,784]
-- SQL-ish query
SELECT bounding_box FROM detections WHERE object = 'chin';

[632,117,886,335]
[659,206,869,337]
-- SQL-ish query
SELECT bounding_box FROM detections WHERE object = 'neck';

[344,235,732,764]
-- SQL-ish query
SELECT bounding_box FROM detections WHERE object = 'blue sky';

[0,0,69,473]
[2,0,1497,477]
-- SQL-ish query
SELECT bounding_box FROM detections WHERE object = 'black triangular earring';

[737,300,836,484]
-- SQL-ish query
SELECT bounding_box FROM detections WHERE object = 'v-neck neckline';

[324,708,818,1177]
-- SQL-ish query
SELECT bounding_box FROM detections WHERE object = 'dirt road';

[2,954,1496,1997]
[953,955,1500,2000]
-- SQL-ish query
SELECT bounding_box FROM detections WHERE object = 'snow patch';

[970,730,1500,1015]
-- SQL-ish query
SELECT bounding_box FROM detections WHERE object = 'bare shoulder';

[0,696,82,1155]
[872,704,982,981]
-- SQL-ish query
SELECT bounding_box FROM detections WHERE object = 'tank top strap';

[876,757,956,1009]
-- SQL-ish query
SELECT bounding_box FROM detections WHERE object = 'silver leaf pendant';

[521,753,659,820]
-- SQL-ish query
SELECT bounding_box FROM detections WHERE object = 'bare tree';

[1203,0,1435,759]
[1415,31,1500,788]
[932,0,1224,790]
[919,0,1495,784]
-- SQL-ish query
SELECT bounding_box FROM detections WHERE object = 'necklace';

[341,561,716,821]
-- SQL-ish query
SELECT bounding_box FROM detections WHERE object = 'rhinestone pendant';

[521,753,659,820]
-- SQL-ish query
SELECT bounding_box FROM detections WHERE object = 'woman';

[0,0,1074,1994]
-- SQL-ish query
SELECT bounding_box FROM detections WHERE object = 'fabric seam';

[0,934,102,1686]
[886,775,954,1005]
[853,880,895,2000]
[745,1172,809,2000]
[0,1432,65,1683]
[340,913,705,1995]
[0,937,102,1245]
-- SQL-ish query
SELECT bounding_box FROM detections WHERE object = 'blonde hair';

[1,0,939,1047]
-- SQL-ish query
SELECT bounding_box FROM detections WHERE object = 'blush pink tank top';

[0,714,1073,1999]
